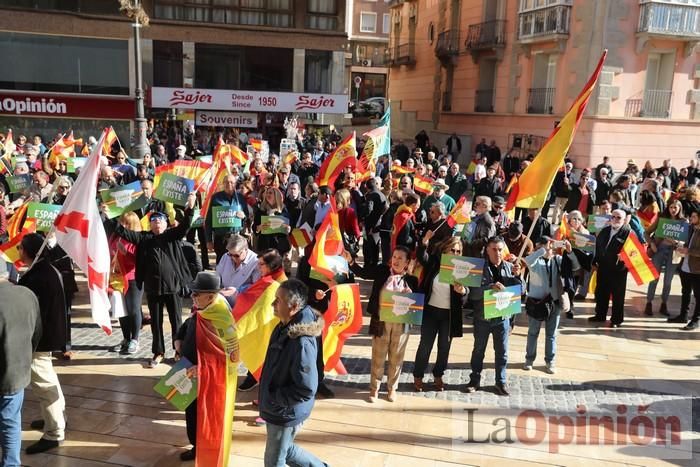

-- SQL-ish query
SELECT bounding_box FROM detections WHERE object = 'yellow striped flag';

[392,165,415,175]
[289,225,312,249]
[413,174,433,195]
[249,138,263,152]
[322,283,362,374]
[154,159,212,192]
[465,159,478,176]
[446,195,471,228]
[309,203,347,283]
[102,127,118,156]
[618,231,659,286]
[0,203,36,267]
[555,215,571,240]
[196,294,238,467]
[284,151,298,166]
[506,50,607,211]
[232,276,281,380]
[316,132,356,187]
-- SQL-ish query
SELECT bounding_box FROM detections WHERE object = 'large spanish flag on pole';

[309,202,348,283]
[232,276,280,379]
[316,132,357,187]
[322,283,362,374]
[195,294,238,467]
[506,50,607,211]
[619,231,659,286]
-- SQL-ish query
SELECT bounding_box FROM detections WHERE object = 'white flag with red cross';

[54,128,112,334]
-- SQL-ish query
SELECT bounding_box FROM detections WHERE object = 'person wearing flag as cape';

[174,271,239,464]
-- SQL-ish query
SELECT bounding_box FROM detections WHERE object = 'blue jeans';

[525,306,561,366]
[646,244,677,303]
[469,317,509,385]
[1,390,24,467]
[264,423,327,467]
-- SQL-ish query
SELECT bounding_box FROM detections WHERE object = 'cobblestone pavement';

[68,315,699,432]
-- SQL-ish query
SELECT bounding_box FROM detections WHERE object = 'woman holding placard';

[672,210,700,329]
[412,234,468,392]
[644,199,686,317]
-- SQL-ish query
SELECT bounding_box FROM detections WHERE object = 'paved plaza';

[19,271,700,466]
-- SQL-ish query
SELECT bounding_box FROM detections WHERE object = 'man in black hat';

[490,195,510,234]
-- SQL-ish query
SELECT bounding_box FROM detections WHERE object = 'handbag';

[525,295,554,321]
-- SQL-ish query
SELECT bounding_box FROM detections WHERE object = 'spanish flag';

[637,206,659,231]
[154,159,212,192]
[49,131,82,167]
[322,283,362,373]
[506,50,607,211]
[232,276,280,380]
[0,203,37,267]
[289,225,312,249]
[390,204,415,252]
[200,138,232,218]
[555,215,571,240]
[356,137,376,183]
[618,231,659,286]
[196,294,239,467]
[249,138,263,152]
[103,127,118,156]
[446,195,471,228]
[283,150,298,166]
[316,132,357,188]
[309,203,348,283]
[505,174,518,194]
[392,165,415,175]
[465,159,478,176]
[413,174,434,195]
[230,144,248,167]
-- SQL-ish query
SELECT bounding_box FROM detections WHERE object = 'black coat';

[112,209,194,295]
[564,184,596,214]
[364,189,388,232]
[417,245,468,338]
[349,261,419,337]
[254,207,291,255]
[18,258,67,352]
[592,225,631,273]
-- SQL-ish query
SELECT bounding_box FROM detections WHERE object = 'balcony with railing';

[625,89,673,118]
[475,89,495,112]
[527,88,555,114]
[386,43,415,66]
[466,20,507,50]
[638,0,700,38]
[435,30,461,59]
[518,1,572,42]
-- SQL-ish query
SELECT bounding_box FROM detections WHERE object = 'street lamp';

[119,0,150,158]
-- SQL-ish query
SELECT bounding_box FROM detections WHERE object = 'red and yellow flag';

[618,231,659,286]
[413,174,433,195]
[505,174,519,194]
[200,138,232,217]
[446,195,471,228]
[392,165,415,175]
[102,127,118,156]
[390,204,415,252]
[316,132,357,187]
[289,225,312,249]
[465,159,478,176]
[249,138,263,152]
[506,50,607,211]
[322,283,362,374]
[49,131,83,167]
[0,204,37,267]
[154,159,212,191]
[232,276,281,380]
[637,206,659,231]
[309,203,347,283]
[555,215,571,240]
[195,294,238,467]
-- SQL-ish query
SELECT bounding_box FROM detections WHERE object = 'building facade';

[0,0,350,147]
[347,0,391,107]
[387,0,700,169]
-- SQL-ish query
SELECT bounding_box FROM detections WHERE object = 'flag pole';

[517,210,540,261]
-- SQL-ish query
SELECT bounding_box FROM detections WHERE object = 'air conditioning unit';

[362,59,373,66]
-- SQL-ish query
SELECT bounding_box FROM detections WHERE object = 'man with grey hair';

[589,208,631,327]
[423,202,453,250]
[216,234,260,306]
[259,278,326,467]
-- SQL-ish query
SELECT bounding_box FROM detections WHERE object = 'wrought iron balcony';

[626,89,673,118]
[638,0,700,38]
[527,88,555,114]
[435,29,460,59]
[466,20,507,50]
[518,2,572,42]
[475,89,495,112]
[394,42,416,65]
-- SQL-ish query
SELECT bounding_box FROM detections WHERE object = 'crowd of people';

[1,124,699,466]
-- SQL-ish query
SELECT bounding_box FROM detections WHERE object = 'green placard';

[654,218,690,243]
[153,357,197,411]
[190,208,204,228]
[99,181,147,219]
[587,214,611,233]
[438,254,484,287]
[483,285,522,319]
[379,290,424,325]
[27,202,62,232]
[212,206,242,229]
[261,215,289,235]
[154,172,194,206]
[67,157,87,173]
[6,174,32,193]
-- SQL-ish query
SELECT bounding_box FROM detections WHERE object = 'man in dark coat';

[259,279,326,466]
[589,209,631,327]
[362,177,388,266]
[0,275,42,465]
[110,193,196,366]
[17,233,68,454]
[522,208,553,246]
